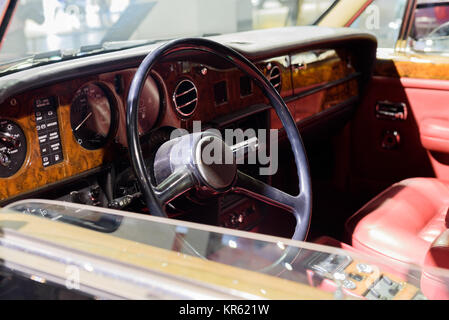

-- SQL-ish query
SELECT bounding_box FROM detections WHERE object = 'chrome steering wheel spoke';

[233,170,296,213]
[154,168,195,204]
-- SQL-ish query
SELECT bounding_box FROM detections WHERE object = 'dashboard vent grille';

[173,79,198,117]
[268,66,281,92]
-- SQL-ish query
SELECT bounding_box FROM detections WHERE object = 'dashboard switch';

[383,276,393,286]
[369,289,381,299]
[342,279,357,290]
[356,263,374,274]
[348,273,364,282]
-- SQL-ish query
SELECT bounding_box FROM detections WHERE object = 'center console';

[306,237,427,300]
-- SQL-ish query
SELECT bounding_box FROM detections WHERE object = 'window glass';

[349,0,408,49]
[410,1,449,54]
[252,0,335,28]
[0,0,338,73]
[0,0,8,16]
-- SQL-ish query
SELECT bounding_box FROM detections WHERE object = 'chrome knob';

[0,151,11,167]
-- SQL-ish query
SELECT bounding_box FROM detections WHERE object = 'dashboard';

[0,28,376,218]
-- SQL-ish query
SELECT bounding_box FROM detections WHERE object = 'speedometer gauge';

[70,83,116,150]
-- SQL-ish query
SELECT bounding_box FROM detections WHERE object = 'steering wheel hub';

[194,135,236,191]
[153,132,237,192]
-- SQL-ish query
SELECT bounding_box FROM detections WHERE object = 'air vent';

[173,79,198,117]
[268,65,281,92]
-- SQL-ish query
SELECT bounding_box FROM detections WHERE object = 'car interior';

[2,0,449,298]
[0,27,376,245]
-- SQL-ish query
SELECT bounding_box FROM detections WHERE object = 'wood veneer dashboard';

[0,30,376,203]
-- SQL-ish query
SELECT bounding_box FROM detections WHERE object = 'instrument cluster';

[69,76,161,151]
[0,73,162,183]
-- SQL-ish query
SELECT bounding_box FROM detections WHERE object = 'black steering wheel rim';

[126,38,312,242]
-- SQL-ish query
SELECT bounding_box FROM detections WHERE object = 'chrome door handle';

[375,101,408,121]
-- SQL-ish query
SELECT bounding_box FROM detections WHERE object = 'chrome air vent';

[268,65,281,92]
[173,79,198,117]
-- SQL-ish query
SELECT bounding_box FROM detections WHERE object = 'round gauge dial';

[71,83,115,150]
[0,120,27,178]
[138,76,161,135]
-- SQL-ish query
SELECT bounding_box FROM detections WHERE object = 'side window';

[349,0,408,49]
[410,3,449,54]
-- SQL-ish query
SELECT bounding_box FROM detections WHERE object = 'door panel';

[349,75,449,197]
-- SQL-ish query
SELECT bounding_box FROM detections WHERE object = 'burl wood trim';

[291,50,356,94]
[271,49,359,129]
[272,79,359,129]
[344,260,420,300]
[0,76,121,201]
[375,55,449,80]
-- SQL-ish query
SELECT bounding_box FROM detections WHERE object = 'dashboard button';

[53,152,63,164]
[383,276,393,286]
[333,272,346,281]
[38,133,49,144]
[42,156,50,167]
[348,273,364,282]
[40,144,50,155]
[356,263,373,274]
[342,279,357,290]
[48,131,60,141]
[46,120,58,130]
[46,109,56,119]
[50,142,61,152]
[36,123,46,132]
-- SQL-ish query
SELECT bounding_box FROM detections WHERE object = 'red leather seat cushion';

[346,178,449,265]
[422,230,449,299]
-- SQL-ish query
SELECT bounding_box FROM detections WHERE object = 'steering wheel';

[126,38,312,242]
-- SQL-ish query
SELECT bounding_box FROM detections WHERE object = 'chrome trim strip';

[285,72,360,103]
[176,98,198,110]
[172,79,198,117]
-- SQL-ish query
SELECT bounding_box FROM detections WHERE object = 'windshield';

[1,200,448,299]
[0,0,336,71]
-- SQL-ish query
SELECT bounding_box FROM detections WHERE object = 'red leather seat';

[345,178,449,266]
[421,230,449,299]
